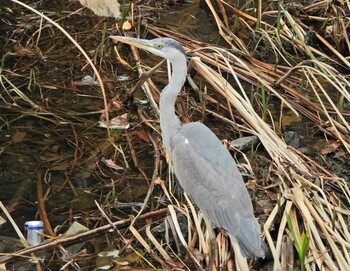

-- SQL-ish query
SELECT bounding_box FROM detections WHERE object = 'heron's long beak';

[110,36,152,51]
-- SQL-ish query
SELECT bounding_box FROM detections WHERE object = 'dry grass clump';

[121,39,350,269]
[117,0,350,270]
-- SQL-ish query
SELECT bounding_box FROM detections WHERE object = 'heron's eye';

[155,43,163,49]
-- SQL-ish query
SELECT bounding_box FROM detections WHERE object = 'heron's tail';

[228,216,268,258]
[239,237,268,258]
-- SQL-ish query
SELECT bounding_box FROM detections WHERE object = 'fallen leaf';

[137,130,150,143]
[13,47,34,56]
[112,248,143,265]
[98,114,130,129]
[154,177,164,186]
[334,150,346,159]
[321,148,335,155]
[122,21,132,30]
[101,158,124,171]
[246,180,256,190]
[321,140,341,155]
[51,163,70,171]
[11,131,27,144]
[52,145,60,153]
[79,0,121,18]
[98,249,120,258]
[14,28,25,34]
[331,140,341,148]
[112,100,122,110]
[266,190,278,201]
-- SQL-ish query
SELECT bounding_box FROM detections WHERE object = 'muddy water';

[0,2,153,268]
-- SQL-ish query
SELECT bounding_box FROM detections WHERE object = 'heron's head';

[110,36,186,62]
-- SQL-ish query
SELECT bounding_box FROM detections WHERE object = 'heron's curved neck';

[160,55,187,152]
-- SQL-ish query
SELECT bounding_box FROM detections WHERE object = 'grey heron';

[110,36,267,259]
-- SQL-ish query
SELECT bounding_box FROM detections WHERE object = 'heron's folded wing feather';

[170,122,254,236]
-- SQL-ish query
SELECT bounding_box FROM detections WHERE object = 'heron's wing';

[170,122,255,236]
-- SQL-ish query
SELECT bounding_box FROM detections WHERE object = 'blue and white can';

[24,221,44,246]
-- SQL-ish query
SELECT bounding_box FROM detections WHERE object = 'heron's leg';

[202,215,217,270]
[231,240,249,271]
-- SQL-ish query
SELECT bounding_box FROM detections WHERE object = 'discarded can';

[24,221,44,246]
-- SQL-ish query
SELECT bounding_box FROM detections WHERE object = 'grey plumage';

[110,36,267,258]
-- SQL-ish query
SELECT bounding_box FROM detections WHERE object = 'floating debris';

[229,135,260,152]
[283,131,300,148]
[80,75,99,86]
[79,0,121,18]
[101,157,124,171]
[64,221,89,256]
[98,113,130,129]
